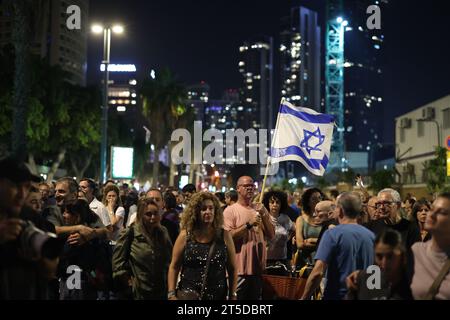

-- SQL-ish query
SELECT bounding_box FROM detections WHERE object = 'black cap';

[0,157,41,183]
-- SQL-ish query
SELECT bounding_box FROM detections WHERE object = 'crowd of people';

[1,156,449,300]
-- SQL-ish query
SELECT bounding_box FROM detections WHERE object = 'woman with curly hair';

[167,192,237,300]
[262,189,295,275]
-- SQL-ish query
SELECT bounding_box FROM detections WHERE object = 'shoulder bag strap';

[199,236,217,300]
[424,258,450,300]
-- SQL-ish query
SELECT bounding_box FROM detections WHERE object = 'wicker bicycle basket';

[262,274,307,300]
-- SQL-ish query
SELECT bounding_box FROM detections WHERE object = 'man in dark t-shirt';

[366,188,420,249]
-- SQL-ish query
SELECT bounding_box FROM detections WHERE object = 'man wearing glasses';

[223,176,275,300]
[367,188,420,249]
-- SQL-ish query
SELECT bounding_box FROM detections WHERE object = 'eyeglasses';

[375,201,394,208]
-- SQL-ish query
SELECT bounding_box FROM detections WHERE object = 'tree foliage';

[140,68,187,186]
[0,49,101,178]
[423,147,449,194]
[369,169,395,193]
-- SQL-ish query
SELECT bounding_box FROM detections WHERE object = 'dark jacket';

[112,223,173,300]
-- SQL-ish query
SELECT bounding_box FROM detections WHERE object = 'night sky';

[87,0,450,146]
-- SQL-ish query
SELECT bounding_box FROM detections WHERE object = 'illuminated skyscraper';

[238,37,274,130]
[328,0,388,155]
[0,0,89,85]
[280,6,321,110]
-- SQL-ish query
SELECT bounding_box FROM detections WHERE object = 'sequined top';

[178,229,228,300]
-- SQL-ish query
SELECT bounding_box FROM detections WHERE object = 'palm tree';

[140,68,187,187]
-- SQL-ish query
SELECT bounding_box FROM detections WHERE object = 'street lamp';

[91,23,124,184]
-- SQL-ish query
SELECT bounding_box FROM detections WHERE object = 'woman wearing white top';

[410,192,450,300]
[102,185,126,242]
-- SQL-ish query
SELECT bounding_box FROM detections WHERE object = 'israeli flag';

[270,100,335,176]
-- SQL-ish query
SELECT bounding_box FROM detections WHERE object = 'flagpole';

[258,98,285,203]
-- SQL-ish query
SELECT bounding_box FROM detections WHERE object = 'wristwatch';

[246,222,253,230]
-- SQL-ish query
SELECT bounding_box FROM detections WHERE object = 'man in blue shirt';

[301,192,375,300]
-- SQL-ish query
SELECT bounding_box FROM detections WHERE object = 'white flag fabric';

[270,100,335,176]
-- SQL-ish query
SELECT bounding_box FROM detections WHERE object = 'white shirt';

[125,204,138,227]
[111,206,126,241]
[89,198,111,227]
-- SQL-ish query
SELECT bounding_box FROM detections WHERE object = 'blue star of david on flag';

[270,100,335,176]
[300,128,325,155]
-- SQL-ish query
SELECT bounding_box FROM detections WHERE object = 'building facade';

[279,6,321,111]
[395,94,450,194]
[238,37,274,130]
[186,81,210,121]
[0,0,88,85]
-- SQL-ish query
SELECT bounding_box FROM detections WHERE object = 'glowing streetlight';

[91,24,103,34]
[91,23,124,184]
[112,25,124,34]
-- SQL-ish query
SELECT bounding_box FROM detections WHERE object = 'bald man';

[314,200,338,248]
[223,176,275,300]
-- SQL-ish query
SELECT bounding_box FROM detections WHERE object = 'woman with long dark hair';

[59,199,112,300]
[411,199,432,242]
[295,188,324,268]
[346,229,413,300]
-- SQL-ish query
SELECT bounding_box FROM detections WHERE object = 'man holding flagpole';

[223,176,275,300]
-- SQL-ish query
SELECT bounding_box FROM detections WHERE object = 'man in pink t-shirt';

[223,176,275,300]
